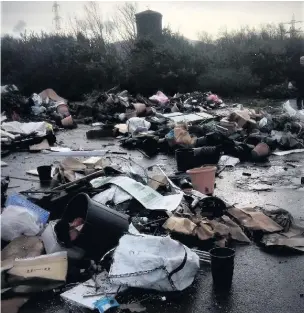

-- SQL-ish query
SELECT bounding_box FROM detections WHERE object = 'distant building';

[135,10,162,40]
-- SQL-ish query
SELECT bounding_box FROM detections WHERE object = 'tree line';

[1,2,303,100]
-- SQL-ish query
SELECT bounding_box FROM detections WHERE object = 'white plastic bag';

[126,117,151,134]
[283,100,304,121]
[259,117,268,128]
[109,234,200,291]
[1,205,43,241]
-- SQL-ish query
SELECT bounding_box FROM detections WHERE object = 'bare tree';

[68,2,115,43]
[197,31,213,44]
[112,2,137,42]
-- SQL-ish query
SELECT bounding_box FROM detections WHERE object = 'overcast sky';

[1,1,303,39]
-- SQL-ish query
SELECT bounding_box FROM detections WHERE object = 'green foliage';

[1,24,304,99]
[1,32,123,100]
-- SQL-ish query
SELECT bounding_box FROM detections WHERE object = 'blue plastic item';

[5,193,50,225]
[94,297,119,313]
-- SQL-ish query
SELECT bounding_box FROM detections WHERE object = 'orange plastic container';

[186,166,216,195]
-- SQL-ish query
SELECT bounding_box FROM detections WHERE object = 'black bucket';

[194,146,221,166]
[62,193,130,259]
[175,148,195,172]
[210,247,235,290]
[37,165,52,185]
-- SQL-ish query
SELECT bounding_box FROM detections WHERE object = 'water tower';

[135,10,163,40]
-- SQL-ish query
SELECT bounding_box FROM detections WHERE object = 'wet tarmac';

[2,125,304,313]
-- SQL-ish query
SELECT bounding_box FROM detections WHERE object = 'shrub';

[1,24,303,99]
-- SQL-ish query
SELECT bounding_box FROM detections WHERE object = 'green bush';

[1,25,303,99]
[1,32,123,100]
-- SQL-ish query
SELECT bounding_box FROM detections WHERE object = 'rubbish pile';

[1,87,304,312]
[1,86,75,128]
[1,120,56,156]
[70,89,155,124]
[1,142,303,312]
[1,87,78,155]
[80,90,304,164]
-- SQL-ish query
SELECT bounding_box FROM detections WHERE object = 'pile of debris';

[1,86,76,128]
[1,86,304,312]
[81,90,304,163]
[1,147,303,312]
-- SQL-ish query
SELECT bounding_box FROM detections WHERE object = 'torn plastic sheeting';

[93,185,132,205]
[228,207,283,233]
[109,234,200,292]
[61,271,126,310]
[90,176,183,212]
[1,121,51,137]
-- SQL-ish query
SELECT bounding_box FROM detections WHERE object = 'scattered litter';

[218,155,240,167]
[61,272,125,309]
[94,297,120,313]
[90,176,183,212]
[2,84,304,308]
[5,194,50,224]
[1,121,51,136]
[93,185,132,205]
[228,207,283,233]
